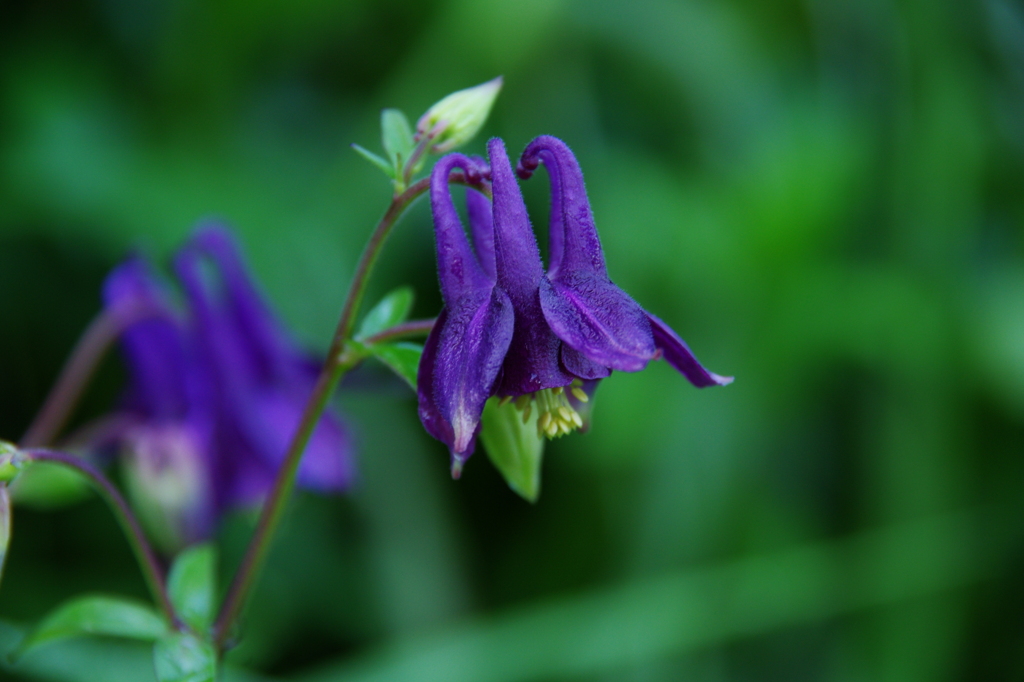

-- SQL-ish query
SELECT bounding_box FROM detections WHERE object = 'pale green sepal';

[381,108,414,169]
[368,342,423,390]
[167,544,217,632]
[351,144,395,179]
[14,595,168,659]
[416,76,503,153]
[356,287,414,340]
[480,397,545,502]
[153,632,217,682]
[0,486,10,592]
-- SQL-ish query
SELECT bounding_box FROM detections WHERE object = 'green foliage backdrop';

[1,0,1023,679]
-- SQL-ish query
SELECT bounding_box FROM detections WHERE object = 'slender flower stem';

[402,122,445,189]
[212,171,481,648]
[21,302,159,448]
[362,318,436,345]
[402,137,434,190]
[24,449,178,626]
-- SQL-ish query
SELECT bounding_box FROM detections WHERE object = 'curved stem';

[212,171,482,648]
[24,449,178,626]
[362,318,435,345]
[334,176,430,345]
[402,136,434,189]
[21,302,159,448]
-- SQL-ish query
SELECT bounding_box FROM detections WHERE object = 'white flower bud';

[416,77,503,153]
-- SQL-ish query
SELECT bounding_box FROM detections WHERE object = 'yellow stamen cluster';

[499,381,589,440]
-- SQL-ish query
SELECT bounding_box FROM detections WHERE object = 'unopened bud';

[122,425,213,554]
[416,77,503,153]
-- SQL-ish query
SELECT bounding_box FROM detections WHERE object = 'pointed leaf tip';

[357,287,415,340]
[351,144,396,179]
[14,595,168,660]
[480,397,544,502]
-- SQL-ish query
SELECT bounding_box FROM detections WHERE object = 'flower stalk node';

[0,442,28,483]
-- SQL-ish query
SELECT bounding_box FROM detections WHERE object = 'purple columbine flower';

[419,137,731,473]
[104,225,354,550]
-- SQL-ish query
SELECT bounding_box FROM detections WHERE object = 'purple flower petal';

[431,154,497,301]
[248,389,355,491]
[539,274,656,372]
[417,307,454,447]
[419,153,516,462]
[519,135,608,282]
[103,258,195,419]
[647,313,733,387]
[183,224,299,384]
[466,187,496,281]
[518,136,657,372]
[174,229,356,500]
[560,344,611,380]
[488,138,574,395]
[421,291,514,460]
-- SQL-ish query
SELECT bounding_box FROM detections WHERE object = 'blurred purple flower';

[104,226,354,550]
[419,137,730,473]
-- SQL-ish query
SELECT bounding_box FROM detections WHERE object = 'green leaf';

[153,632,216,682]
[356,287,414,340]
[350,144,395,179]
[9,461,92,509]
[15,595,168,659]
[167,544,217,632]
[381,108,414,168]
[480,397,545,502]
[368,342,423,390]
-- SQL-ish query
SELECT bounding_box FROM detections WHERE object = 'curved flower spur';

[417,153,514,475]
[516,135,734,390]
[419,136,732,478]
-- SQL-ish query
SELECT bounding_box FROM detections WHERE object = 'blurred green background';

[2,0,1024,680]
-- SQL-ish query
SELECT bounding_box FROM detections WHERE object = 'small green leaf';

[351,144,395,179]
[368,342,423,390]
[167,544,216,632]
[153,632,216,682]
[9,462,92,509]
[356,287,414,340]
[15,595,168,659]
[480,397,545,502]
[381,108,414,166]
